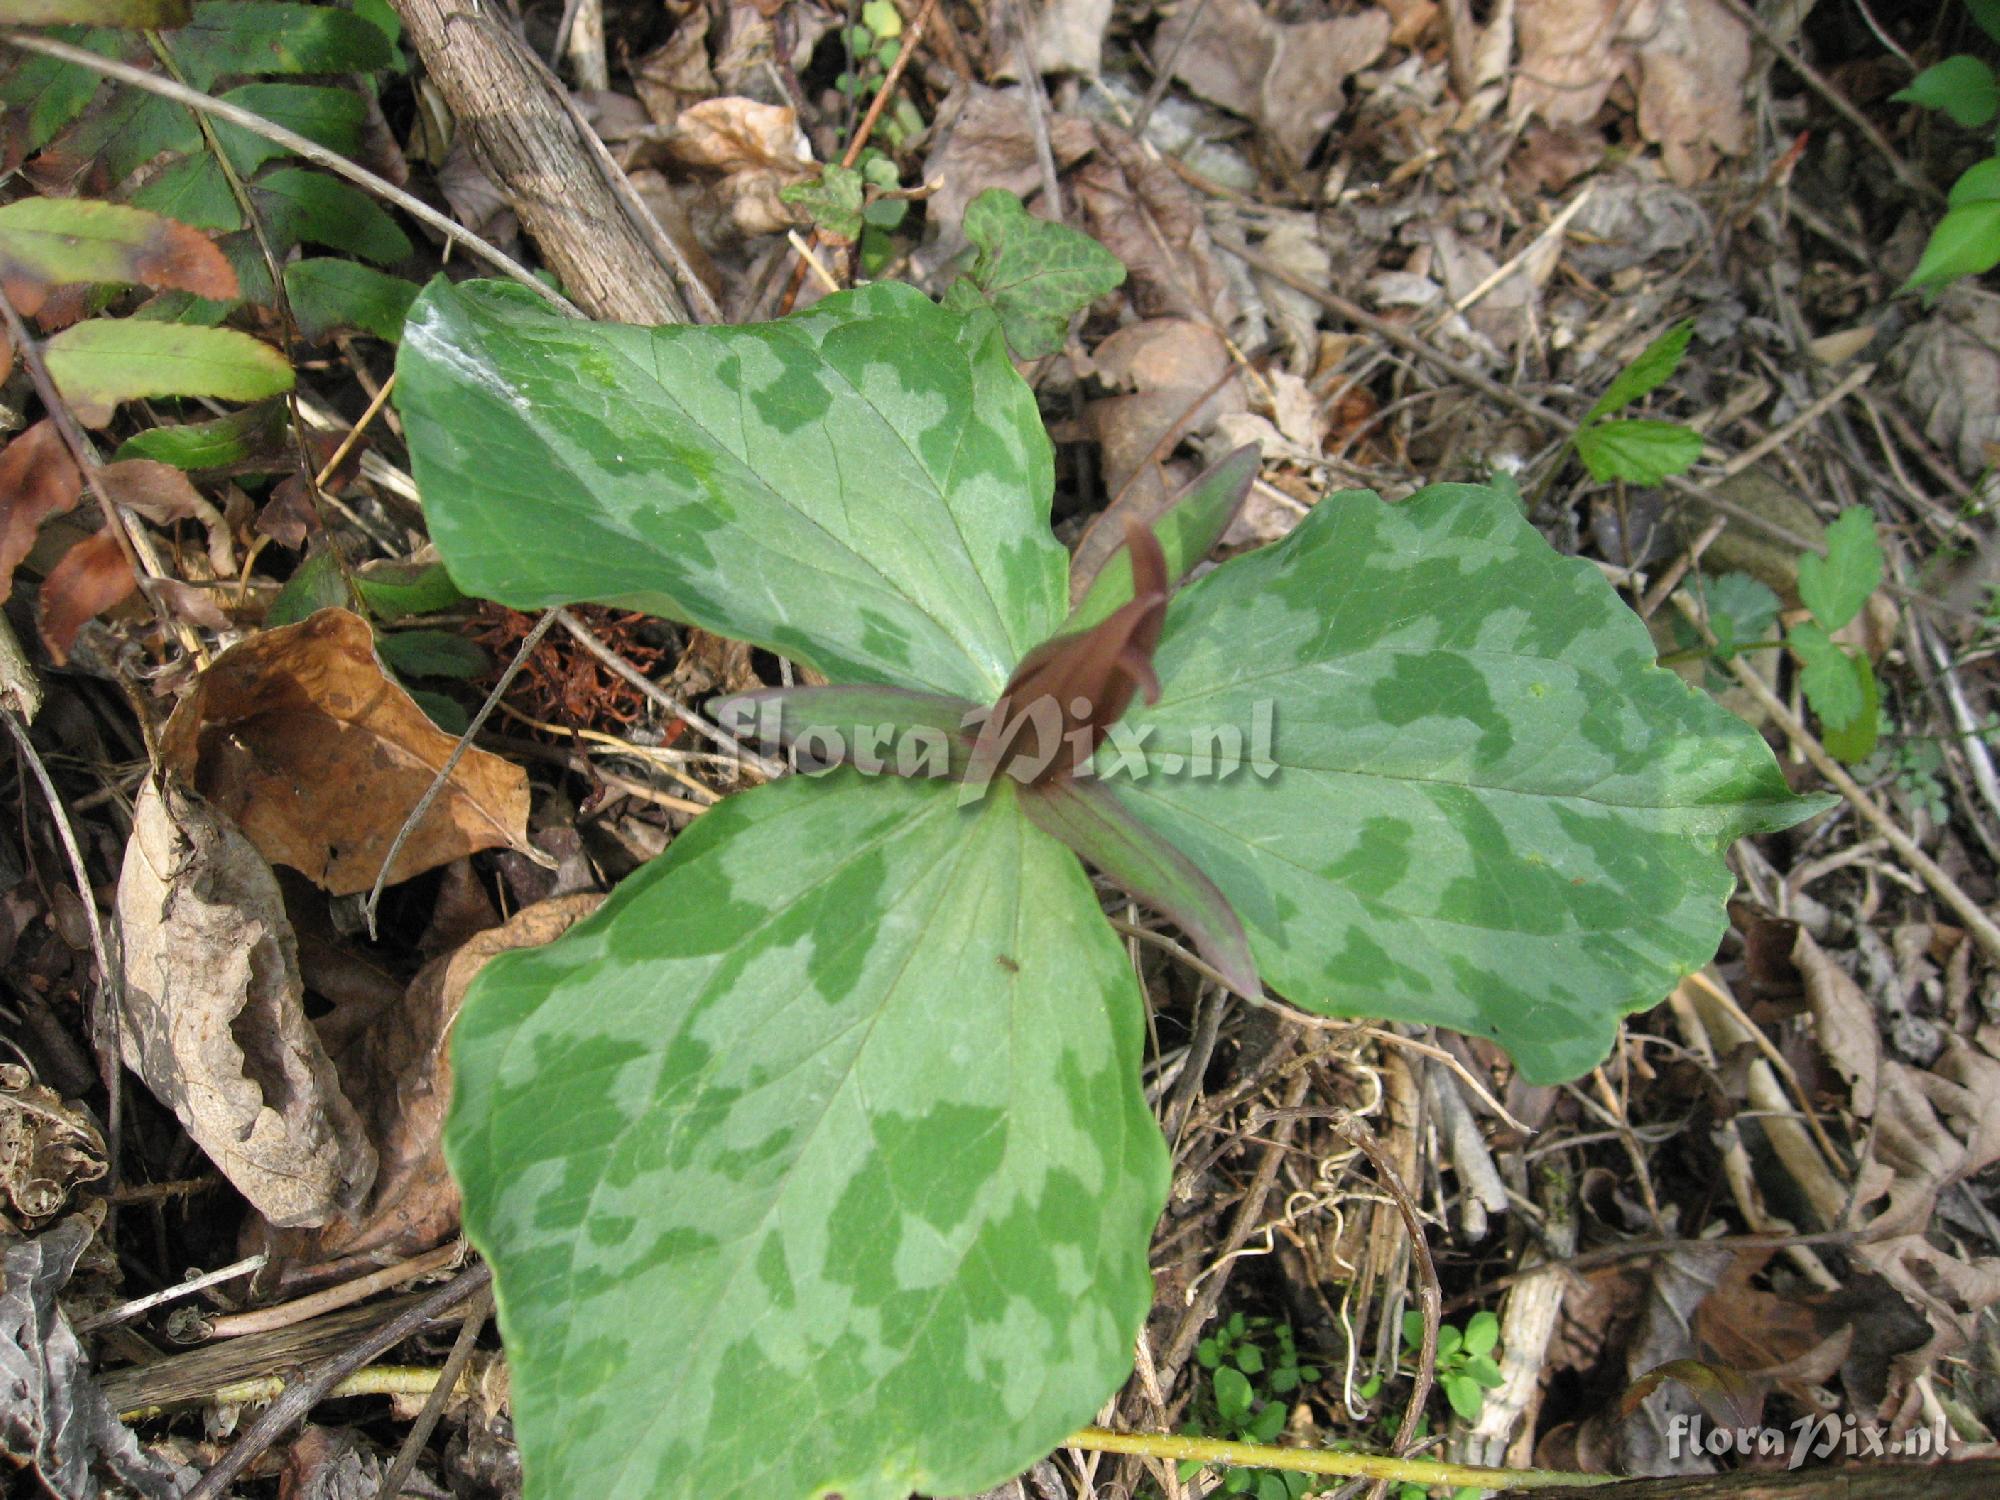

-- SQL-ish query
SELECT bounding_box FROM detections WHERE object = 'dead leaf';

[919,85,1096,261]
[98,457,235,578]
[0,419,82,601]
[0,1065,106,1229]
[0,200,236,320]
[1889,284,2000,478]
[0,1210,193,1499]
[633,16,719,126]
[37,528,134,665]
[268,894,602,1268]
[665,97,810,174]
[1157,0,1389,171]
[115,778,376,1227]
[1072,124,1240,327]
[988,0,1114,78]
[158,607,531,896]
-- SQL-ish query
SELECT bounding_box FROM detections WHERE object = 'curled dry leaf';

[37,529,134,666]
[0,419,82,601]
[97,458,235,578]
[1072,126,1240,327]
[1889,284,2000,479]
[266,894,604,1269]
[661,97,815,239]
[158,607,531,896]
[919,85,1097,261]
[0,1064,107,1229]
[115,778,376,1228]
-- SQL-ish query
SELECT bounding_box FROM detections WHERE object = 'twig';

[182,1261,491,1500]
[377,1286,491,1499]
[205,1241,465,1340]
[313,372,399,491]
[75,1255,266,1334]
[0,29,575,314]
[1713,0,1943,206]
[1008,0,1063,219]
[362,608,561,938]
[1130,0,1213,142]
[1067,1426,1608,1490]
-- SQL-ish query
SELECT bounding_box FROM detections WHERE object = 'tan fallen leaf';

[159,607,530,896]
[116,778,376,1227]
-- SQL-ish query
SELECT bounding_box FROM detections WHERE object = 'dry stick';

[76,1254,267,1334]
[1713,0,1943,206]
[183,1260,491,1500]
[376,1286,492,1499]
[205,1241,465,1339]
[1,706,125,1177]
[361,608,561,939]
[0,29,574,313]
[1067,1427,1608,1491]
[1683,597,2000,963]
[553,609,783,777]
[1129,0,1213,140]
[0,284,204,665]
[1008,0,1063,218]
[1212,231,1978,626]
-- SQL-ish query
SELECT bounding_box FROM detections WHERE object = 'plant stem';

[1066,1426,1612,1490]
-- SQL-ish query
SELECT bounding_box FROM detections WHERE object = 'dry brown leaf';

[0,419,82,601]
[665,97,809,174]
[37,528,133,665]
[1157,0,1389,171]
[115,778,376,1227]
[633,16,719,127]
[158,607,531,896]
[1889,285,2000,478]
[269,894,603,1268]
[1072,125,1240,327]
[919,85,1096,260]
[0,1064,106,1229]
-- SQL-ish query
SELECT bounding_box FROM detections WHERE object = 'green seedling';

[392,192,1821,1500]
[1176,1314,1325,1500]
[1572,321,1703,486]
[1403,1310,1505,1423]
[1894,0,2000,290]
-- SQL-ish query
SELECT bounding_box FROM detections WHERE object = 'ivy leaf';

[1574,418,1703,485]
[945,188,1126,360]
[1797,507,1881,632]
[1583,322,1694,424]
[1789,621,1866,733]
[396,278,1067,700]
[781,163,864,241]
[445,772,1167,1500]
[1891,54,2000,129]
[1111,483,1817,1083]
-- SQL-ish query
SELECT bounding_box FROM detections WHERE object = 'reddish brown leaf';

[0,418,83,601]
[97,457,207,524]
[38,527,135,663]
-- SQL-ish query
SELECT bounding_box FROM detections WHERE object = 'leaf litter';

[2,0,1999,1494]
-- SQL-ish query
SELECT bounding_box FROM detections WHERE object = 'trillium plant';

[395,197,1818,1500]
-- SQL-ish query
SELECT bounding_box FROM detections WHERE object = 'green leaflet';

[396,278,1067,701]
[1109,483,1816,1083]
[446,772,1167,1500]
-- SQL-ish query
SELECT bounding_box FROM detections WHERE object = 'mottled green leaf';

[1789,622,1865,731]
[1068,445,1260,631]
[1797,507,1881,632]
[284,258,418,342]
[1575,418,1703,485]
[44,316,291,418]
[396,277,1067,699]
[446,772,1166,1500]
[949,188,1125,360]
[172,1,395,91]
[1892,54,1999,128]
[1110,483,1819,1083]
[1584,322,1694,423]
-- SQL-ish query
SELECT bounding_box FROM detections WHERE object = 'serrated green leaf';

[445,772,1167,1500]
[1892,54,1999,128]
[1584,321,1694,423]
[284,258,418,342]
[171,1,395,91]
[1798,507,1881,632]
[375,627,488,680]
[128,155,243,233]
[1788,621,1865,730]
[113,397,288,471]
[0,32,123,153]
[63,89,201,184]
[1109,483,1819,1084]
[254,167,413,265]
[44,316,291,416]
[782,163,864,240]
[956,188,1125,360]
[1820,651,1879,764]
[1575,418,1704,484]
[1901,197,2000,290]
[1068,445,1259,632]
[396,277,1067,700]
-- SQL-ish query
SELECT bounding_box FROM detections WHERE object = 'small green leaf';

[1465,1353,1505,1389]
[267,549,351,626]
[375,628,489,680]
[1901,198,2000,291]
[1235,1344,1265,1376]
[1820,650,1880,764]
[1694,572,1780,657]
[1402,1310,1423,1349]
[1254,1470,1286,1500]
[862,195,910,230]
[1463,1310,1499,1358]
[284,258,420,343]
[1436,1323,1462,1358]
[860,0,901,37]
[44,317,292,417]
[1949,158,2000,207]
[1789,622,1866,730]
[1797,506,1881,632]
[113,398,289,472]
[1443,1372,1485,1422]
[1268,1367,1298,1394]
[1971,0,2000,45]
[1584,321,1694,423]
[1575,418,1704,484]
[172,1,396,91]
[1,0,188,21]
[1247,1401,1285,1444]
[255,168,414,265]
[954,188,1126,360]
[1213,1366,1255,1422]
[353,560,466,620]
[1892,54,1999,128]
[781,163,865,241]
